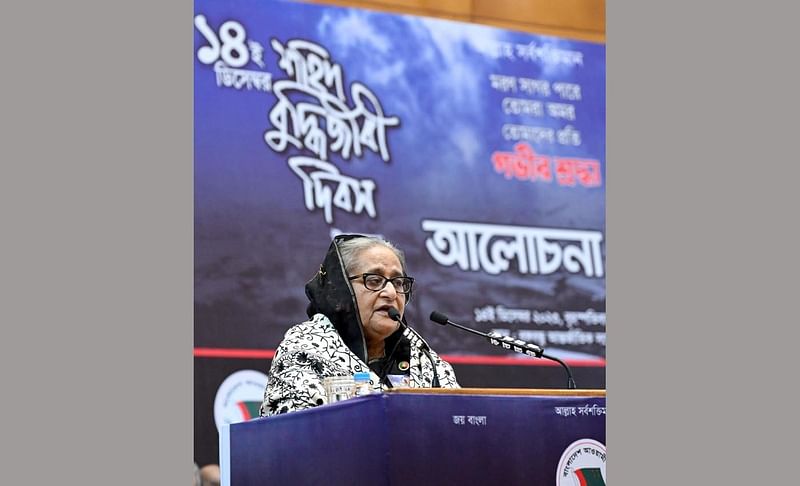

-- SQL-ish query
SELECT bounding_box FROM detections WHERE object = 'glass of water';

[322,375,355,404]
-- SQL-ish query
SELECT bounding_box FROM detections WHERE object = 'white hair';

[337,236,408,276]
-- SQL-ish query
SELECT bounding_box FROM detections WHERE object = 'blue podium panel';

[226,391,606,485]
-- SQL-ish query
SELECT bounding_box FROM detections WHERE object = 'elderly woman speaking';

[260,234,459,416]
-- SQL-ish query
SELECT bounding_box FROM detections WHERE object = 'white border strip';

[219,424,230,486]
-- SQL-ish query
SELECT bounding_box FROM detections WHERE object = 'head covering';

[304,234,409,366]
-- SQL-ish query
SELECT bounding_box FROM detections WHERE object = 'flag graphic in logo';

[237,401,262,420]
[574,467,606,486]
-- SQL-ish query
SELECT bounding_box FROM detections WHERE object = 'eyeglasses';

[347,273,414,294]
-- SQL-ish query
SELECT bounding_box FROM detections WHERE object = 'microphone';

[390,308,430,350]
[430,311,543,356]
[387,307,440,388]
[429,310,576,389]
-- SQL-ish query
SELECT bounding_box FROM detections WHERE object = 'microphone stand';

[538,353,577,390]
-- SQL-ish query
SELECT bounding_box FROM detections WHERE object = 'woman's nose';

[380,282,398,298]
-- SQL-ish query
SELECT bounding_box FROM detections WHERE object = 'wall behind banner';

[308,0,605,42]
[194,0,605,468]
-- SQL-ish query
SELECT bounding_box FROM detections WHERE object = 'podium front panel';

[227,392,606,485]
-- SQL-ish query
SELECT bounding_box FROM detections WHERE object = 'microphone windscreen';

[388,307,402,321]
[429,311,449,325]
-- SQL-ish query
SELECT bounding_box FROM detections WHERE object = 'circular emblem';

[398,360,410,371]
[213,369,268,432]
[556,438,606,486]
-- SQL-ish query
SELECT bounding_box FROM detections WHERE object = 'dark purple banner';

[194,0,606,362]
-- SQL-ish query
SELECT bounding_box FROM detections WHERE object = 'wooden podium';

[220,388,606,485]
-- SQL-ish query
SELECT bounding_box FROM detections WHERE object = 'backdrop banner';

[194,0,605,465]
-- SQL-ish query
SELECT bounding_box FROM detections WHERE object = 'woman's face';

[349,245,407,348]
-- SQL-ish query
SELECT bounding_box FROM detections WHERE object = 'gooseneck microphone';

[429,310,576,389]
[387,307,440,388]
[388,307,402,324]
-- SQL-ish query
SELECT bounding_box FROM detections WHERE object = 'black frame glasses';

[347,273,414,294]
